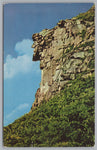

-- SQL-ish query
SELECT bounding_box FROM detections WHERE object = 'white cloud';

[4,54,33,78]
[15,39,33,55]
[6,103,29,119]
[4,39,40,79]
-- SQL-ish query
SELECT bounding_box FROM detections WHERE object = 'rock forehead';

[31,5,95,108]
[32,28,54,61]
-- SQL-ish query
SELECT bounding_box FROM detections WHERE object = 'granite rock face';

[32,5,95,108]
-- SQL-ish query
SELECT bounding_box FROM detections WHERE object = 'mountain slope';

[3,5,95,147]
[3,73,95,147]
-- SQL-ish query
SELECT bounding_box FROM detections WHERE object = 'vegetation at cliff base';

[3,72,95,147]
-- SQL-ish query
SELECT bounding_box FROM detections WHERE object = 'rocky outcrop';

[31,5,95,108]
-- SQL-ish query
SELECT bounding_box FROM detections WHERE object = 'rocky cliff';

[32,5,95,108]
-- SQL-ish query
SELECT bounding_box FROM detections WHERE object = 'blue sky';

[4,3,93,126]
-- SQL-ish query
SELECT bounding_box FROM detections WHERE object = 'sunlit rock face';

[32,5,95,108]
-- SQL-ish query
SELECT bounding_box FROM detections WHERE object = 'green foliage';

[77,13,94,22]
[88,59,95,69]
[62,44,74,58]
[76,6,95,22]
[81,30,86,40]
[74,40,95,50]
[3,72,95,147]
[53,141,81,147]
[88,49,94,53]
[66,44,74,53]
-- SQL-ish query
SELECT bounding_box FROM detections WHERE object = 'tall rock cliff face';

[32,5,95,108]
